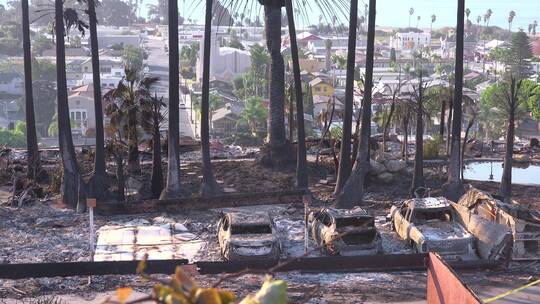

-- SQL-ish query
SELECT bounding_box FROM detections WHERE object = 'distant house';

[390,32,431,50]
[441,32,477,58]
[42,46,89,57]
[97,35,141,49]
[68,93,96,135]
[196,32,251,81]
[517,115,540,140]
[297,59,321,73]
[0,99,21,128]
[80,58,123,74]
[212,102,244,136]
[0,72,23,96]
[283,32,322,48]
[309,77,334,97]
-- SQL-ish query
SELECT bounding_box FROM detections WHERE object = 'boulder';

[375,152,393,163]
[377,172,394,184]
[369,160,386,176]
[513,154,530,163]
[384,159,406,173]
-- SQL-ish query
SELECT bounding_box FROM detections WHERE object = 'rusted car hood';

[416,221,473,242]
[229,234,277,247]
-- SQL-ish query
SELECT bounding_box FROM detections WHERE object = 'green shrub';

[423,135,443,159]
[0,127,26,148]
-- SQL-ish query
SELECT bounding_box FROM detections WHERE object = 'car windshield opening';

[415,210,452,223]
[335,217,374,228]
[231,224,272,234]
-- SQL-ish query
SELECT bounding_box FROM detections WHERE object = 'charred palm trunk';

[55,0,86,211]
[87,0,108,198]
[262,2,293,167]
[22,0,40,180]
[411,76,424,195]
[200,0,221,196]
[286,0,308,189]
[334,0,358,194]
[116,156,125,201]
[335,0,376,208]
[402,116,409,160]
[446,95,453,155]
[461,116,474,180]
[287,84,294,141]
[383,101,395,152]
[127,103,140,174]
[439,96,446,138]
[151,106,163,198]
[443,0,465,201]
[160,0,182,199]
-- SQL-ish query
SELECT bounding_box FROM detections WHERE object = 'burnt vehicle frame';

[308,207,383,256]
[217,211,282,261]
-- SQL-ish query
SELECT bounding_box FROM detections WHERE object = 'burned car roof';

[321,207,371,218]
[405,197,451,210]
[458,188,540,224]
[227,212,272,225]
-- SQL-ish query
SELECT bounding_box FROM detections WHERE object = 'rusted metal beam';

[0,255,501,279]
[0,259,189,279]
[95,190,306,215]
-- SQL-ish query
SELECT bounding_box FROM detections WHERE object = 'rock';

[35,217,76,228]
[384,159,406,173]
[125,219,150,226]
[173,223,189,232]
[375,152,393,162]
[377,172,394,184]
[368,160,386,176]
[153,216,175,224]
[513,154,530,163]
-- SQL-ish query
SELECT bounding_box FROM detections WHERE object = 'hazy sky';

[2,0,539,31]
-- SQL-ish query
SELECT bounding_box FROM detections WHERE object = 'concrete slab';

[94,224,204,262]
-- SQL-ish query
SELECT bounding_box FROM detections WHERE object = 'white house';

[0,72,23,95]
[77,73,123,91]
[196,33,251,81]
[390,32,431,50]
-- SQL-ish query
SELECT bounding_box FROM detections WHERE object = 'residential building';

[390,32,431,50]
[212,102,244,136]
[196,32,251,81]
[68,93,96,134]
[0,72,23,95]
[309,77,334,97]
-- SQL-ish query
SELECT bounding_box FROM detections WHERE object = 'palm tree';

[325,39,333,71]
[411,72,425,195]
[485,9,493,27]
[86,0,108,199]
[508,10,516,33]
[199,0,221,196]
[161,0,182,199]
[55,0,86,211]
[334,0,359,194]
[500,77,522,202]
[142,94,165,198]
[409,7,414,28]
[22,0,40,180]
[443,0,465,201]
[285,0,307,189]
[335,0,376,208]
[430,14,436,33]
[416,15,421,29]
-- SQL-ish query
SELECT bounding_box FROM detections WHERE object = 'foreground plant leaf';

[239,277,287,304]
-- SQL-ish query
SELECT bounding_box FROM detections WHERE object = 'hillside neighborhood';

[1,0,540,303]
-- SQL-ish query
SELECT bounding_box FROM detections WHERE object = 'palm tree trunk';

[200,0,221,196]
[287,86,294,141]
[500,81,516,202]
[127,105,140,174]
[160,0,182,199]
[286,0,308,189]
[55,0,86,212]
[22,0,40,180]
[439,96,446,138]
[443,0,465,201]
[262,3,293,166]
[87,0,108,199]
[461,116,474,180]
[151,109,163,198]
[334,0,359,195]
[446,95,453,155]
[335,0,376,208]
[411,75,424,194]
[383,101,396,152]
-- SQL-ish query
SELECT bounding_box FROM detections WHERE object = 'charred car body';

[309,207,383,256]
[389,197,478,260]
[456,188,539,260]
[217,212,281,261]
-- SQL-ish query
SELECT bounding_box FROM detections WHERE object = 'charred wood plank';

[0,259,188,279]
[96,190,306,215]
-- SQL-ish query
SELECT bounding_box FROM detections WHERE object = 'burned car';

[308,207,383,256]
[456,188,538,260]
[217,212,281,261]
[389,197,477,260]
